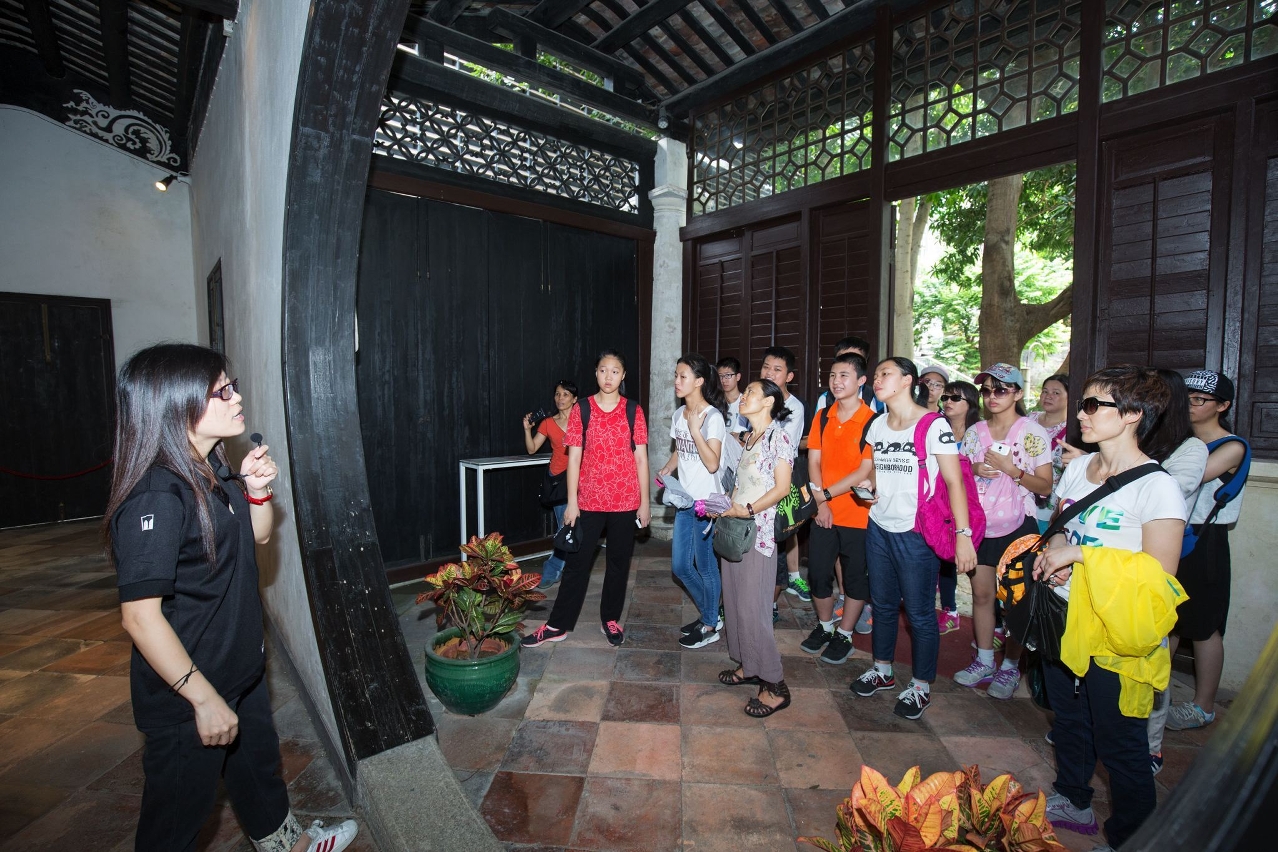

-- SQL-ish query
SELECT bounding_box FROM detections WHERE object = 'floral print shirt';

[732,424,797,557]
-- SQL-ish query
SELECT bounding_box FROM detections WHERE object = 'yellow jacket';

[1059,546,1189,717]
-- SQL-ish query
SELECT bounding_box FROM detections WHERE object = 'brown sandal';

[719,668,761,687]
[744,680,791,717]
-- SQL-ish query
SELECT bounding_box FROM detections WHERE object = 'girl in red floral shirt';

[522,350,650,647]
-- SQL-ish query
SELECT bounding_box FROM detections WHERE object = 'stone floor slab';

[586,721,680,780]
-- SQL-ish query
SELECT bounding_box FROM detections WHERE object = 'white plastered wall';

[0,107,198,366]
[187,0,340,746]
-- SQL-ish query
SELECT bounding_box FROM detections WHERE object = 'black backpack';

[578,398,639,451]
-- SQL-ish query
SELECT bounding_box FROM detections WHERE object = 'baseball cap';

[974,363,1024,388]
[1185,369,1235,402]
[919,364,950,384]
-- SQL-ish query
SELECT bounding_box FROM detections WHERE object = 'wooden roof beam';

[639,31,697,87]
[388,51,660,159]
[426,0,471,24]
[694,0,757,58]
[487,7,650,95]
[764,0,805,36]
[20,0,65,77]
[664,0,901,116]
[594,0,696,54]
[729,0,779,46]
[97,0,131,108]
[527,0,594,29]
[171,10,207,147]
[169,0,238,19]
[403,14,661,128]
[675,9,734,69]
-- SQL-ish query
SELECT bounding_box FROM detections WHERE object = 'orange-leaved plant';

[417,533,545,660]
[798,764,1069,852]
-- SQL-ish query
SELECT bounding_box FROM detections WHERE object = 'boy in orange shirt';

[800,352,876,664]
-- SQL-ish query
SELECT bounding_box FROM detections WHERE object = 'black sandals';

[744,680,791,717]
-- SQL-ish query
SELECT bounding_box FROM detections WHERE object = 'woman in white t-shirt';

[657,353,728,650]
[1033,366,1187,849]
[849,357,977,722]
[1029,373,1069,531]
[955,363,1053,699]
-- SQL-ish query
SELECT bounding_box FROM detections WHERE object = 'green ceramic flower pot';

[423,627,521,716]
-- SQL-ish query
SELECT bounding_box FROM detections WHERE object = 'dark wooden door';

[1239,103,1278,455]
[0,293,115,527]
[1095,116,1232,370]
[813,199,878,393]
[356,191,641,566]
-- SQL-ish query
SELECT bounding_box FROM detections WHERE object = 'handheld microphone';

[250,432,263,448]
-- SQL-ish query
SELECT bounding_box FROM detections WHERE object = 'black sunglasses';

[209,379,239,401]
[1077,397,1119,415]
[938,394,967,403]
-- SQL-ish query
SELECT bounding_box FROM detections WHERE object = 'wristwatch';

[955,527,973,537]
[822,487,833,502]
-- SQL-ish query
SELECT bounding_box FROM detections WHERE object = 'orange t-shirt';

[807,401,874,528]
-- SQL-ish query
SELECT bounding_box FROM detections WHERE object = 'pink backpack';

[912,412,986,560]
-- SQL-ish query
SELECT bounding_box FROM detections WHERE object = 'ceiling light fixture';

[155,175,176,192]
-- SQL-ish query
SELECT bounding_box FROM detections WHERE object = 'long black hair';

[884,356,930,407]
[678,352,728,420]
[944,380,982,433]
[104,343,231,571]
[1141,368,1195,462]
[981,375,1028,417]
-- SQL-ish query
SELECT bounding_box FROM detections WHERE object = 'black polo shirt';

[112,466,265,728]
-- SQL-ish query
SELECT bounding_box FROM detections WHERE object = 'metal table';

[458,454,551,561]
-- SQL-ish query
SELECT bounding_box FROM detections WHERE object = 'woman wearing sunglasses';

[106,344,359,852]
[954,364,1053,699]
[1033,366,1187,848]
[935,381,980,635]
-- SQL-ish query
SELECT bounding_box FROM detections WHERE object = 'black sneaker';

[851,668,896,697]
[601,620,625,647]
[521,624,567,647]
[893,683,932,720]
[819,631,854,665]
[800,625,834,654]
[679,624,720,649]
[680,618,702,635]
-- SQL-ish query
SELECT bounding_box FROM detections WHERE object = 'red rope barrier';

[0,460,112,481]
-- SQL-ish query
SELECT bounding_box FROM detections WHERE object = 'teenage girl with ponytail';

[850,357,977,720]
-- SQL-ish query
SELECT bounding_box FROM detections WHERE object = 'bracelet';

[245,486,273,505]
[170,663,198,693]
[746,503,755,517]
[1013,470,1024,484]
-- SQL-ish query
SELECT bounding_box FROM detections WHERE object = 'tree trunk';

[892,197,932,359]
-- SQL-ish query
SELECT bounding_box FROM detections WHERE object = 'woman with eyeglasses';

[935,381,980,635]
[919,364,949,408]
[1033,366,1187,847]
[954,364,1053,699]
[1029,373,1070,534]
[105,344,358,852]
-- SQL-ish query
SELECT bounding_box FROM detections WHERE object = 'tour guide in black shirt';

[107,343,358,852]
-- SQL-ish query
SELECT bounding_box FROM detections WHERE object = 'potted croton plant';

[799,764,1069,852]
[417,533,545,715]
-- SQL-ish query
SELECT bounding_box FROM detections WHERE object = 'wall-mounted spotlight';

[155,175,176,192]
[657,108,670,130]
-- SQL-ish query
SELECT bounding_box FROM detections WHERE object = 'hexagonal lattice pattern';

[691,40,875,215]
[1102,0,1276,102]
[889,0,1083,161]
[374,95,641,214]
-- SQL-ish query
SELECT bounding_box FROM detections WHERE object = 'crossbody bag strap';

[1038,461,1164,546]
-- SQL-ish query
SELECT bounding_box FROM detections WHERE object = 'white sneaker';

[1044,792,1098,835]
[306,819,359,852]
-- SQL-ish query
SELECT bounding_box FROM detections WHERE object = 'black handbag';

[774,482,818,541]
[553,522,580,553]
[998,462,1164,662]
[712,516,756,562]
[539,470,567,507]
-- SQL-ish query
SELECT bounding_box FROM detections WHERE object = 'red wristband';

[245,486,273,505]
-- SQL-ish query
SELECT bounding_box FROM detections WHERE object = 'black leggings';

[135,674,290,851]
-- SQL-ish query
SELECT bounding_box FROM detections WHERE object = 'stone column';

[647,137,688,541]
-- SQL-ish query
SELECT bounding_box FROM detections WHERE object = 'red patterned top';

[565,396,648,512]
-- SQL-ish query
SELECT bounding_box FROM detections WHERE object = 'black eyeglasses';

[938,394,967,403]
[980,386,1014,398]
[1077,397,1119,415]
[1187,396,1217,407]
[210,379,239,401]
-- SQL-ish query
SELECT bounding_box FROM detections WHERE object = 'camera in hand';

[527,407,554,428]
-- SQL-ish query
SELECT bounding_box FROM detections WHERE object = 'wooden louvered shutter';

[748,218,804,387]
[1240,105,1278,454]
[814,200,877,394]
[692,234,744,362]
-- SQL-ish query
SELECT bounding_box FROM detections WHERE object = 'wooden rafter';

[729,0,780,46]
[426,0,471,24]
[487,7,650,95]
[639,31,697,87]
[620,42,679,97]
[20,0,64,77]
[801,0,831,21]
[657,21,714,77]
[403,14,660,127]
[388,51,659,159]
[696,0,757,56]
[527,0,594,29]
[171,9,206,146]
[675,9,734,69]
[764,0,805,37]
[98,0,131,108]
[595,0,696,54]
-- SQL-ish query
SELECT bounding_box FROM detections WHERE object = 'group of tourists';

[518,341,1250,852]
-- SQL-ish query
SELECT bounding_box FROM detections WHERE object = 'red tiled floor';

[501,720,598,775]
[600,681,679,724]
[767,729,864,790]
[481,771,585,845]
[570,776,681,851]
[587,721,681,780]
[680,725,776,785]
[681,782,798,852]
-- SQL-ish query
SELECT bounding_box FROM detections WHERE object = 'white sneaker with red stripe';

[305,819,358,852]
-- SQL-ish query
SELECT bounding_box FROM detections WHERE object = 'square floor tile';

[5,788,140,851]
[614,624,671,651]
[0,780,71,836]
[681,782,797,852]
[587,721,680,780]
[0,671,92,714]
[482,770,584,845]
[43,641,132,674]
[501,720,598,775]
[624,601,683,626]
[542,647,618,681]
[525,679,609,723]
[776,655,828,688]
[0,638,96,671]
[0,720,142,789]
[613,649,681,684]
[681,725,777,785]
[679,651,737,685]
[679,683,765,729]
[786,787,854,848]
[18,674,130,721]
[922,688,1018,738]
[601,682,679,724]
[829,689,923,734]
[848,732,957,783]
[435,715,520,771]
[761,688,847,732]
[0,715,73,772]
[571,776,681,851]
[938,734,1046,780]
[768,729,863,790]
